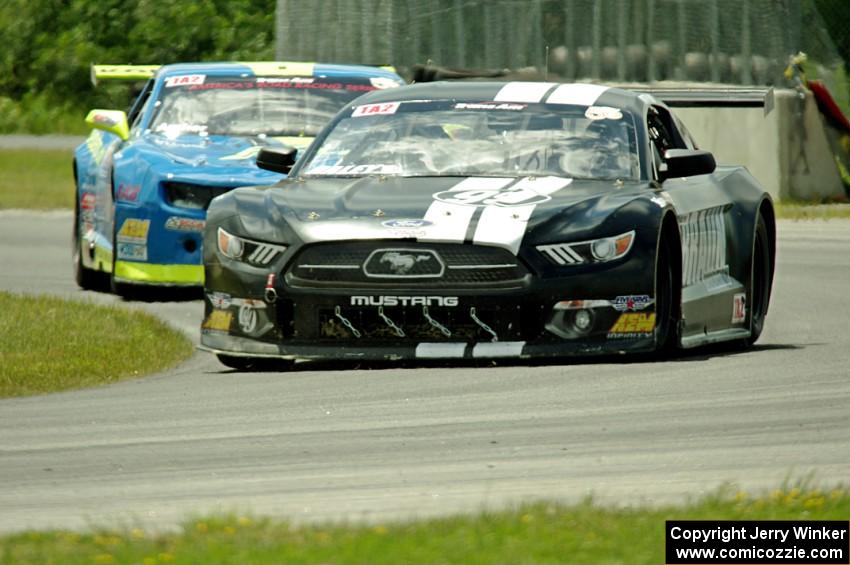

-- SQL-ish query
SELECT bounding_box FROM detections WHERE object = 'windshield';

[300,100,641,180]
[148,75,395,138]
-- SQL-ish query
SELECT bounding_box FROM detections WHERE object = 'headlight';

[164,182,234,210]
[537,230,634,265]
[217,227,287,266]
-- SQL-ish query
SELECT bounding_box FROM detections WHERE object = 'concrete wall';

[675,89,845,201]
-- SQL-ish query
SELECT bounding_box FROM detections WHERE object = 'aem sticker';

[116,219,150,244]
[732,293,746,323]
[165,74,206,88]
[607,313,656,338]
[202,310,232,332]
[351,102,400,117]
[585,106,623,120]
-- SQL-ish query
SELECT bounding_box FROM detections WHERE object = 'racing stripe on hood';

[420,177,514,243]
[494,82,559,102]
[546,83,610,106]
[472,177,573,254]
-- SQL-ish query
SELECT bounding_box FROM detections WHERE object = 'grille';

[317,304,523,342]
[163,182,235,210]
[289,242,528,287]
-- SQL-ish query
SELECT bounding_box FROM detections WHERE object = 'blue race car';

[73,62,404,295]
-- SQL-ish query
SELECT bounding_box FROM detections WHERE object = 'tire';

[746,213,771,346]
[653,235,679,355]
[217,354,293,372]
[72,195,101,290]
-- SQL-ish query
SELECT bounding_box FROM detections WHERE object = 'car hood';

[142,133,313,169]
[226,175,656,255]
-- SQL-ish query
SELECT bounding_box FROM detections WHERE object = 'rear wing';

[90,65,160,86]
[635,86,775,116]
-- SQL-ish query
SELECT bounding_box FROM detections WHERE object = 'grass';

[0,149,74,210]
[0,292,193,397]
[774,199,850,220]
[0,484,846,564]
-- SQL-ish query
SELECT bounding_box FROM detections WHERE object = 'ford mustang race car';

[199,81,775,369]
[72,62,404,295]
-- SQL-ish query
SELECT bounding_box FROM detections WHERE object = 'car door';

[94,79,156,266]
[648,105,745,344]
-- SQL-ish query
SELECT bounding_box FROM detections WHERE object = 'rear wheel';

[746,213,771,345]
[216,354,293,372]
[72,195,100,290]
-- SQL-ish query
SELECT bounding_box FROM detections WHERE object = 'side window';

[647,105,686,179]
[127,80,154,132]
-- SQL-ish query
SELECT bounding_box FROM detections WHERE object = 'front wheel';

[653,235,679,355]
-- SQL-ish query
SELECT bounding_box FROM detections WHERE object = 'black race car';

[200,81,775,370]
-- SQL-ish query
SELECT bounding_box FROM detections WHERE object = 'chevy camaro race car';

[72,62,404,295]
[199,81,776,369]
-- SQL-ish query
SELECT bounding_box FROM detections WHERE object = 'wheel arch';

[758,197,777,296]
[656,209,683,347]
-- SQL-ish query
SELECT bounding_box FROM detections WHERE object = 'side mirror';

[85,109,129,141]
[661,149,716,180]
[256,147,297,174]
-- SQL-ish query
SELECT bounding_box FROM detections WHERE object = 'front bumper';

[200,254,660,361]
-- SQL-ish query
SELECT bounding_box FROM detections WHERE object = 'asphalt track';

[0,211,848,533]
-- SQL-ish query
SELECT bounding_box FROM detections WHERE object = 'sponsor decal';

[165,216,205,233]
[202,310,232,332]
[92,113,117,127]
[165,74,205,88]
[308,164,401,176]
[81,192,96,210]
[351,102,400,117]
[584,106,623,120]
[207,292,232,310]
[369,77,402,90]
[116,218,150,244]
[257,77,314,85]
[238,303,260,334]
[454,102,527,111]
[350,296,459,307]
[116,243,147,261]
[382,219,433,238]
[382,219,433,229]
[732,293,746,323]
[607,313,656,338]
[116,183,140,202]
[612,294,654,312]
